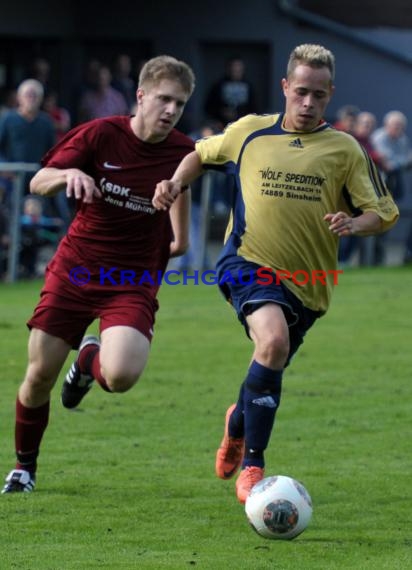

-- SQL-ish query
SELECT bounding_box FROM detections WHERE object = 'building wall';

[297,0,412,28]
[0,0,411,133]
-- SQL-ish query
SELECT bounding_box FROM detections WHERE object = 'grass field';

[0,267,411,569]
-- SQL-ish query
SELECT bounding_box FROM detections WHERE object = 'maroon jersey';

[42,116,194,295]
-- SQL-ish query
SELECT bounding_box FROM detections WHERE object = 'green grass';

[0,267,411,569]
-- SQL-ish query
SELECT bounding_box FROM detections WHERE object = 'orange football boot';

[215,404,245,480]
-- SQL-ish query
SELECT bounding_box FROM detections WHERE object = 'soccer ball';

[245,475,313,540]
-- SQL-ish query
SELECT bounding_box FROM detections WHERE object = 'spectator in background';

[372,111,412,264]
[0,88,18,211]
[0,79,55,171]
[71,58,101,125]
[19,195,63,279]
[0,79,71,229]
[339,111,386,265]
[0,184,9,279]
[77,58,101,99]
[43,91,71,143]
[111,54,137,112]
[0,87,17,117]
[333,104,359,134]
[0,79,55,196]
[77,65,129,123]
[372,111,412,201]
[353,112,385,169]
[204,56,257,130]
[29,57,52,97]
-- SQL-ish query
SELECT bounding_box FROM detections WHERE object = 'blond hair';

[287,44,335,81]
[138,55,195,96]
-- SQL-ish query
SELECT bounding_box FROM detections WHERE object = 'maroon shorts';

[27,270,159,349]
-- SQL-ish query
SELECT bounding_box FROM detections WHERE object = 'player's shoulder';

[326,123,355,139]
[226,113,278,132]
[69,116,127,136]
[87,115,131,134]
[325,124,363,149]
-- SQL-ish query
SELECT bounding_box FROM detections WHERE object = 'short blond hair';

[138,55,195,96]
[287,44,335,81]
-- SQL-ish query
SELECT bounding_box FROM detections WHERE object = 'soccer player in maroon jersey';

[2,55,196,493]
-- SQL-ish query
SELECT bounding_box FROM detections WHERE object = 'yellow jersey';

[195,113,399,313]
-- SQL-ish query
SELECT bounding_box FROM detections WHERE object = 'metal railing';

[0,162,40,282]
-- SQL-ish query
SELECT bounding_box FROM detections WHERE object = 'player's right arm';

[30,167,101,204]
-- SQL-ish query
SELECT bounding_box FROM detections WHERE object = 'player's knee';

[25,362,56,390]
[104,369,141,393]
[255,332,289,368]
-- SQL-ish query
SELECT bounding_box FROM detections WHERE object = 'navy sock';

[243,361,283,468]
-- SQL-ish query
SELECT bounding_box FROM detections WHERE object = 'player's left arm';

[325,142,400,237]
[324,210,382,237]
[169,187,190,257]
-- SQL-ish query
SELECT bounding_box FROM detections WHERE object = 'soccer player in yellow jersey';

[153,44,399,503]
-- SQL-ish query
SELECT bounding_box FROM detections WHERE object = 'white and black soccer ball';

[245,475,313,540]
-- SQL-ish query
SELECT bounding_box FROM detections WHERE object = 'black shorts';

[216,256,321,366]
